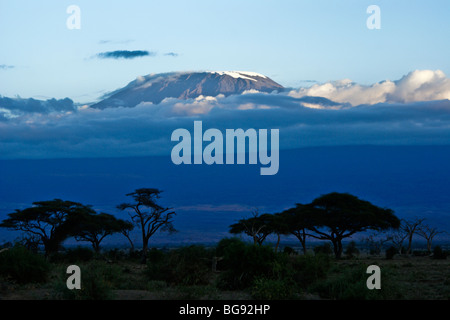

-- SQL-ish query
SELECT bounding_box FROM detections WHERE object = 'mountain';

[90,71,284,109]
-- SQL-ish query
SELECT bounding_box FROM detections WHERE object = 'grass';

[329,256,450,300]
[1,247,449,300]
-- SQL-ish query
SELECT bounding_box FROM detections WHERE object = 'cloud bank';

[289,70,450,106]
[96,50,155,59]
[1,70,450,159]
[0,96,75,119]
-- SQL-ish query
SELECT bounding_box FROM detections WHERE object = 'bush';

[50,246,94,263]
[147,247,165,264]
[251,278,294,300]
[412,250,429,257]
[385,246,397,260]
[103,248,129,262]
[52,261,116,300]
[314,243,333,256]
[146,245,212,286]
[215,238,243,262]
[344,241,360,259]
[216,239,278,290]
[282,246,297,255]
[0,245,51,284]
[290,253,331,289]
[432,246,447,260]
[310,264,402,300]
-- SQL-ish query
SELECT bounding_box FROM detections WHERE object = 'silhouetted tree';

[0,199,93,257]
[279,204,314,255]
[270,213,291,252]
[401,218,425,254]
[117,188,176,263]
[71,212,131,253]
[363,231,392,255]
[416,223,444,253]
[229,210,273,245]
[118,219,135,251]
[304,192,400,259]
[389,229,409,254]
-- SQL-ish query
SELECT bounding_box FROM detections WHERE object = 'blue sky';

[1,0,449,102]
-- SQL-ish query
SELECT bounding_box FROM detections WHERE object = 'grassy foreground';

[1,240,449,300]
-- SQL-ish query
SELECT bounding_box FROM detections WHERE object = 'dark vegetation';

[1,190,449,300]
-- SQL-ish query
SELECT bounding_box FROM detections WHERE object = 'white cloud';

[390,70,450,103]
[289,70,450,106]
[171,95,218,116]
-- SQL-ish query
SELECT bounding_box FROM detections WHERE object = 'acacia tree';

[401,218,425,254]
[117,188,176,263]
[118,219,135,251]
[0,199,93,257]
[229,211,273,245]
[279,205,314,255]
[304,192,400,259]
[389,229,409,254]
[416,223,444,253]
[363,231,393,255]
[270,213,291,252]
[71,212,133,253]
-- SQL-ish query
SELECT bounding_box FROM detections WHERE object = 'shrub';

[283,246,297,255]
[314,243,333,256]
[215,238,248,272]
[103,248,129,262]
[0,245,51,284]
[290,253,331,289]
[385,246,397,260]
[216,239,278,290]
[146,245,212,286]
[147,247,165,264]
[432,246,447,260]
[310,264,402,300]
[147,280,167,291]
[412,250,429,257]
[65,246,94,262]
[127,249,143,261]
[344,241,360,259]
[52,261,115,300]
[251,278,294,300]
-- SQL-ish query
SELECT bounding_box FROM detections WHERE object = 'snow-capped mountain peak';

[91,71,283,108]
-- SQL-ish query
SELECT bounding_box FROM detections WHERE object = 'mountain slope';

[90,71,284,109]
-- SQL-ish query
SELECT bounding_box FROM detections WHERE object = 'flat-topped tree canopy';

[0,199,95,257]
[304,192,400,258]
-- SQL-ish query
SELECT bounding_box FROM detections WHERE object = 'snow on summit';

[90,71,283,108]
[210,71,268,81]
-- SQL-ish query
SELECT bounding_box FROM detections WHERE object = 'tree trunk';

[275,234,281,253]
[300,234,307,255]
[43,238,58,259]
[332,239,343,259]
[141,217,147,264]
[123,233,135,251]
[93,240,100,253]
[406,234,413,254]
[141,239,148,264]
[293,230,307,255]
